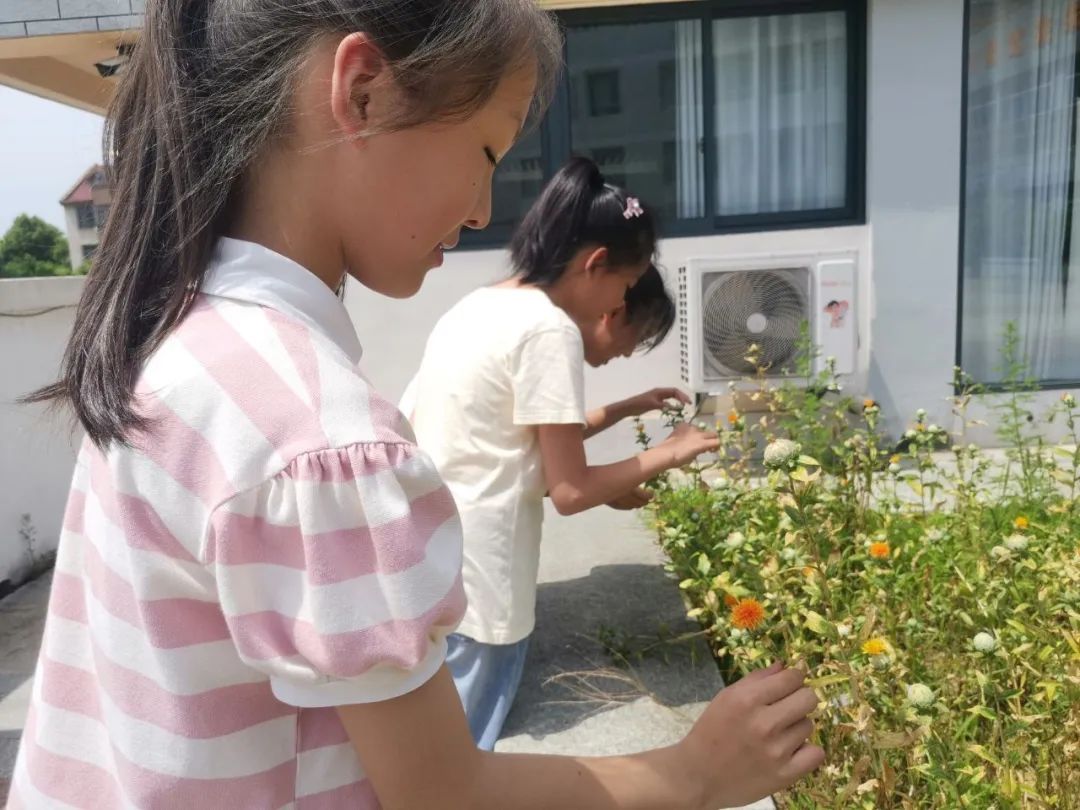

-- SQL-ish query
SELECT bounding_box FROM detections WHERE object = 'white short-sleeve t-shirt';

[402,287,587,644]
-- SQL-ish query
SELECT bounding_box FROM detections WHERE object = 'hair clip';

[623,197,644,220]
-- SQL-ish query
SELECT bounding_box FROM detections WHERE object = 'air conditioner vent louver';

[702,268,809,378]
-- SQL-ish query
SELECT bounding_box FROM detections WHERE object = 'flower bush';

[638,328,1079,808]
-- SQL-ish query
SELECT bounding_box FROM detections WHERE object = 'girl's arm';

[539,421,718,516]
[583,387,690,439]
[337,662,824,810]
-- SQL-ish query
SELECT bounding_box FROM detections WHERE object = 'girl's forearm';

[583,397,636,439]
[548,445,676,515]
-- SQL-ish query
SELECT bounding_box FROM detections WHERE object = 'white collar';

[201,237,363,364]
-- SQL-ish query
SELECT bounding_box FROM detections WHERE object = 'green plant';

[640,342,1080,809]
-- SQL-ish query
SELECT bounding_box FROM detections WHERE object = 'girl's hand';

[606,486,653,511]
[625,387,690,417]
[660,422,720,468]
[681,662,826,807]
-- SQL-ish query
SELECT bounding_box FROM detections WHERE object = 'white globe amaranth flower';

[888,463,902,474]
[906,683,935,708]
[780,546,799,562]
[973,632,997,653]
[764,438,801,469]
[725,531,746,549]
[928,424,941,434]
[905,429,918,440]
[916,408,928,420]
[990,545,1011,560]
[708,475,729,490]
[836,623,852,638]
[1005,534,1028,552]
[872,654,892,671]
[907,681,934,707]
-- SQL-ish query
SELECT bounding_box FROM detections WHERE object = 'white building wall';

[0,278,83,592]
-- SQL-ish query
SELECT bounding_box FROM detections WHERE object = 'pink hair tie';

[623,197,644,219]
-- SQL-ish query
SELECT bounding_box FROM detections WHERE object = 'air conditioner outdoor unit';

[678,253,858,394]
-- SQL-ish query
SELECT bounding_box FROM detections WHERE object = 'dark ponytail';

[624,264,675,352]
[27,0,562,447]
[509,156,658,286]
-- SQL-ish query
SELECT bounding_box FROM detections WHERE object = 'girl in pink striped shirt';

[12,1,823,808]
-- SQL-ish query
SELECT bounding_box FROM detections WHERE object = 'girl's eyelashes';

[484,147,499,168]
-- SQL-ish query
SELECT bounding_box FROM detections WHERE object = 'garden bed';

[638,341,1079,808]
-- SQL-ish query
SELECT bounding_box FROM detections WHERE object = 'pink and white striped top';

[9,238,466,809]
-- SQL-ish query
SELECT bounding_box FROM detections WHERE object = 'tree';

[0,214,72,279]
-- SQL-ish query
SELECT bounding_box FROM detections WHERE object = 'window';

[585,69,623,116]
[712,11,850,216]
[486,126,545,236]
[75,203,95,229]
[94,204,110,231]
[461,0,865,248]
[960,0,1080,384]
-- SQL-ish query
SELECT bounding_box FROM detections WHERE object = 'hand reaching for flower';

[682,662,825,808]
[624,387,691,417]
[660,422,721,467]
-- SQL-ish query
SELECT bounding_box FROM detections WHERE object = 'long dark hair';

[28,0,562,447]
[509,156,658,286]
[624,264,675,352]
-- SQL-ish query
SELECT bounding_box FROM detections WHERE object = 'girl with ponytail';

[402,157,721,749]
[14,2,822,804]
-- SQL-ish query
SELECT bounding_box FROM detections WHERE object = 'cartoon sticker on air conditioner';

[824,299,850,329]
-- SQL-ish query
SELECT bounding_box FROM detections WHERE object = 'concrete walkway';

[0,425,772,809]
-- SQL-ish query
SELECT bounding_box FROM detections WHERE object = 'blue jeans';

[445,632,531,751]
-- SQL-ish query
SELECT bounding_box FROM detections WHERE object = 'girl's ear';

[583,246,609,275]
[331,33,389,138]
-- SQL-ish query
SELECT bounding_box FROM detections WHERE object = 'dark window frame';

[461,0,867,249]
[75,203,95,229]
[955,0,1080,390]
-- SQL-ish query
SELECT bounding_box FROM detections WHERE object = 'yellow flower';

[731,598,766,631]
[862,637,888,656]
[727,409,740,425]
[869,541,891,559]
[889,454,902,465]
[1014,516,1029,530]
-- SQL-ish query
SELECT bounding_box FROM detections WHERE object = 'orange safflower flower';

[728,410,740,425]
[731,598,766,630]
[869,542,891,559]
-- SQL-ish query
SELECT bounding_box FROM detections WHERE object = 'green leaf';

[967,744,1004,767]
[806,673,849,688]
[803,610,833,636]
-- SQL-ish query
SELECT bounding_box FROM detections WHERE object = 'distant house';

[59,165,111,270]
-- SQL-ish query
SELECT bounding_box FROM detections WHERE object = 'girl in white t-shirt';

[404,157,721,750]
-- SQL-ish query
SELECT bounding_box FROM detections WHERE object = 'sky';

[0,86,104,235]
